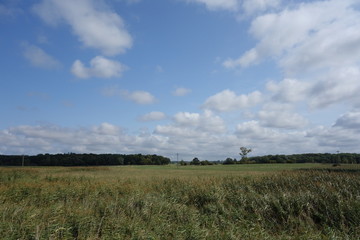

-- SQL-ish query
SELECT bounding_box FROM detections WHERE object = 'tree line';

[0,153,171,166]
[224,153,360,164]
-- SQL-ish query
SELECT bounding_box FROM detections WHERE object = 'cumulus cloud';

[224,0,360,73]
[266,78,310,103]
[22,43,60,69]
[307,125,360,151]
[334,111,360,129]
[173,112,201,126]
[156,110,226,136]
[220,0,360,124]
[92,122,121,135]
[236,120,279,140]
[5,0,360,160]
[71,56,127,79]
[223,48,259,68]
[152,110,231,158]
[203,89,262,112]
[234,120,324,155]
[0,123,126,154]
[172,87,192,96]
[139,111,166,122]
[308,67,360,109]
[121,90,156,105]
[266,66,360,109]
[0,122,230,160]
[258,109,308,129]
[1,118,360,160]
[33,0,132,56]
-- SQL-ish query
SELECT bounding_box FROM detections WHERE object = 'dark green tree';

[190,157,200,165]
[223,158,235,165]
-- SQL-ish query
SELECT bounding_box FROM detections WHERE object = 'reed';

[0,165,359,239]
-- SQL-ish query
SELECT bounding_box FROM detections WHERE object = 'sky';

[1,0,360,161]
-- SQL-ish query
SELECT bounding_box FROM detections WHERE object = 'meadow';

[0,164,359,239]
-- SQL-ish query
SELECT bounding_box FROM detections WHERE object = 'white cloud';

[71,56,127,79]
[308,67,360,109]
[280,8,360,74]
[22,43,60,69]
[156,110,226,136]
[172,87,192,96]
[0,122,230,159]
[173,112,201,126]
[121,90,156,105]
[140,112,166,122]
[151,110,230,159]
[203,89,262,112]
[266,78,310,103]
[224,0,360,72]
[155,125,201,138]
[1,117,360,160]
[33,0,132,56]
[223,48,259,68]
[236,120,279,140]
[258,109,308,129]
[307,125,360,151]
[266,66,360,109]
[0,123,127,154]
[235,120,320,155]
[92,122,121,135]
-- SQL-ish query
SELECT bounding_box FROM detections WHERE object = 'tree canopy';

[0,153,171,166]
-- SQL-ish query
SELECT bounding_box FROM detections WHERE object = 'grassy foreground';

[0,164,359,239]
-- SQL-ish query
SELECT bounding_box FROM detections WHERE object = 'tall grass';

[0,166,359,239]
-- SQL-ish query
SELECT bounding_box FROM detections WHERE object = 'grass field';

[0,163,359,239]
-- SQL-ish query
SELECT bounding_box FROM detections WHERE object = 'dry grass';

[0,164,359,239]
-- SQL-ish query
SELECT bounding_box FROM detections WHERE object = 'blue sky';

[1,0,360,161]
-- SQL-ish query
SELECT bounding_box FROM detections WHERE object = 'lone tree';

[239,147,252,161]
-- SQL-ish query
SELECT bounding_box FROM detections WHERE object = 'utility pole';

[22,155,24,167]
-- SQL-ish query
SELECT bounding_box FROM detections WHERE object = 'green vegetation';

[2,152,360,167]
[248,153,360,164]
[221,153,360,164]
[0,153,170,166]
[0,164,359,239]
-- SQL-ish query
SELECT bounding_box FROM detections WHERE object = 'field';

[0,164,359,239]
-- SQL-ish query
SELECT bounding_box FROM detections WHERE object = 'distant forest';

[0,153,170,166]
[1,153,360,166]
[244,153,360,164]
